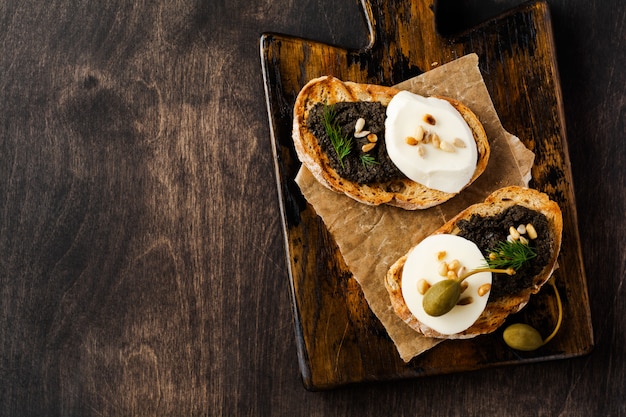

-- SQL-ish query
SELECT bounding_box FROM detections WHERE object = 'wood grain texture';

[262,0,593,390]
[0,0,624,416]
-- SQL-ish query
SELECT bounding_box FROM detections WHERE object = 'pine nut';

[453,138,466,148]
[509,226,521,240]
[437,251,447,261]
[457,296,473,306]
[414,125,425,141]
[448,259,460,272]
[431,133,441,148]
[361,142,376,152]
[447,270,458,280]
[517,224,527,234]
[367,133,378,143]
[526,223,538,239]
[417,144,426,157]
[460,281,469,293]
[417,279,430,295]
[478,283,491,297]
[424,114,436,125]
[354,130,370,138]
[406,136,418,146]
[354,118,365,133]
[457,266,467,278]
[439,140,456,152]
[519,236,529,245]
[438,261,448,277]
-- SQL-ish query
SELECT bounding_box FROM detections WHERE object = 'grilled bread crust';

[292,76,490,210]
[385,186,563,339]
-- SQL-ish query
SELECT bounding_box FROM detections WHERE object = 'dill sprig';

[485,240,537,271]
[322,104,352,168]
[359,153,379,168]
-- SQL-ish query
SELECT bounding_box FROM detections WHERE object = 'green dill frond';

[485,240,537,271]
[322,104,352,168]
[359,153,379,168]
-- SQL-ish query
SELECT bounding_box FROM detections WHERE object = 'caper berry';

[422,279,461,317]
[502,323,544,351]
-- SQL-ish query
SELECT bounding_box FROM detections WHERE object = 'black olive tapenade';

[307,102,406,184]
[455,205,552,300]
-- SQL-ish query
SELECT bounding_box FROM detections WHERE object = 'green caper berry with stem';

[502,279,563,351]
[422,267,515,317]
[422,280,462,317]
[502,323,544,351]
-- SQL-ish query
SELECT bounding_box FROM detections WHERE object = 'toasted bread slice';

[292,76,490,210]
[385,186,563,339]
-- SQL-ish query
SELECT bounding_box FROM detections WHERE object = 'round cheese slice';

[385,91,478,193]
[401,234,491,335]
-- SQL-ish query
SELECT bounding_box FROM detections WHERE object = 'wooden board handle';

[358,0,459,84]
[362,0,438,46]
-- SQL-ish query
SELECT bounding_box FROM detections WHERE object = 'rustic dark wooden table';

[1,0,623,416]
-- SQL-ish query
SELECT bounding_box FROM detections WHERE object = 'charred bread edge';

[292,76,491,210]
[385,186,563,339]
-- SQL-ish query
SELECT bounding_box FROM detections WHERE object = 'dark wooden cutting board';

[260,0,593,390]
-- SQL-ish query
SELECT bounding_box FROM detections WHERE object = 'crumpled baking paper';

[295,53,534,362]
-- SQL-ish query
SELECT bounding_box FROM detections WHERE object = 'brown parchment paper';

[294,53,535,362]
